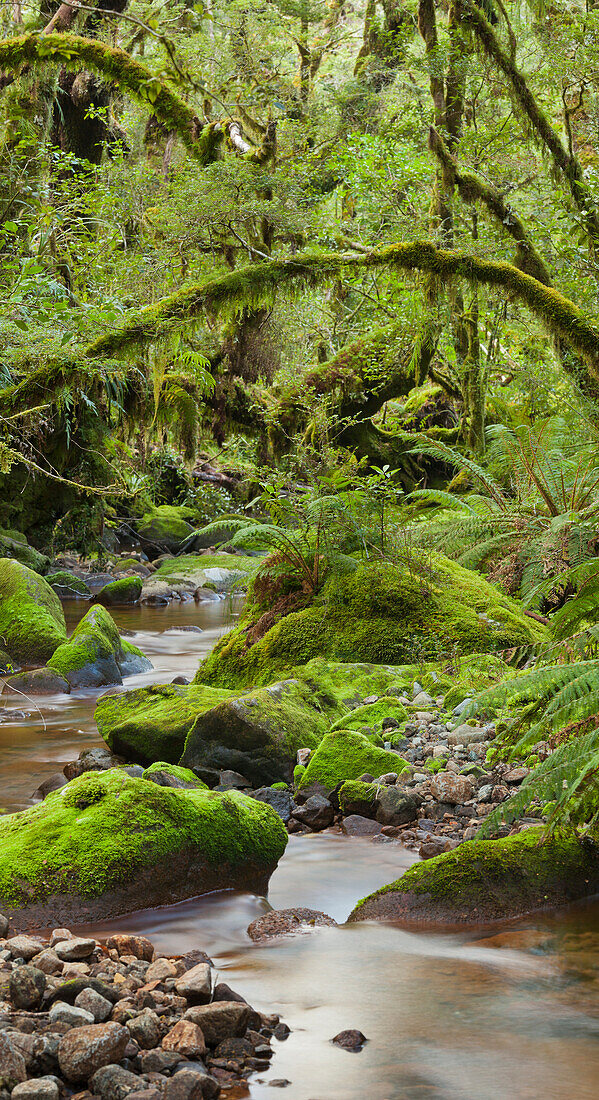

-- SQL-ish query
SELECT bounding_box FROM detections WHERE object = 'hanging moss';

[0,33,203,154]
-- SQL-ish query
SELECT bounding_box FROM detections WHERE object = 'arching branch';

[83,241,599,390]
[0,32,205,154]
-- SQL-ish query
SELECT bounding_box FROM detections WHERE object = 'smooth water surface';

[1,597,598,1100]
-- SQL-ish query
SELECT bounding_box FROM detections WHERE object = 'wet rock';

[251,787,293,824]
[331,1030,368,1052]
[9,964,46,1009]
[58,1022,130,1082]
[429,772,474,805]
[93,577,143,608]
[247,908,337,943]
[32,772,68,801]
[64,747,124,780]
[290,794,334,831]
[341,815,383,837]
[174,963,212,1004]
[90,1064,144,1100]
[162,1021,206,1058]
[375,787,422,826]
[11,1077,60,1100]
[0,1033,27,1090]
[183,1003,249,1047]
[3,669,71,697]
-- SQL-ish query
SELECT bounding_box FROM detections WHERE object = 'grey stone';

[74,988,113,1022]
[9,965,46,1010]
[57,1022,129,1081]
[90,1064,143,1100]
[375,787,422,826]
[291,794,334,831]
[54,937,97,961]
[251,787,293,824]
[429,772,475,805]
[447,725,487,746]
[127,1010,162,1050]
[11,1079,60,1100]
[0,1034,26,1090]
[31,773,68,801]
[183,1002,249,1046]
[163,1069,218,1100]
[174,962,212,1004]
[6,936,45,961]
[216,769,251,790]
[478,784,493,802]
[30,949,63,976]
[49,1001,95,1028]
[341,815,382,837]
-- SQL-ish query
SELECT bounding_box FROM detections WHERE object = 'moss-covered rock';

[0,531,49,574]
[338,780,378,817]
[0,559,67,667]
[94,576,143,606]
[180,679,334,786]
[137,505,197,556]
[95,683,234,765]
[46,571,91,599]
[142,761,208,789]
[0,769,288,930]
[348,829,599,927]
[198,554,546,689]
[152,552,255,594]
[48,605,151,688]
[297,729,408,795]
[330,697,408,733]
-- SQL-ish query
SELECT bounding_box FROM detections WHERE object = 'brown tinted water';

[1,599,598,1099]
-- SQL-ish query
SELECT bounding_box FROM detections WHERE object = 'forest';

[0,1,597,1098]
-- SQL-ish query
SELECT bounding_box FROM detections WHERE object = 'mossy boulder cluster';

[137,504,198,555]
[0,529,49,574]
[348,829,599,927]
[198,553,547,689]
[0,768,288,930]
[48,606,151,688]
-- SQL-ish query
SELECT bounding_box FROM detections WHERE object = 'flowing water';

[1,598,598,1100]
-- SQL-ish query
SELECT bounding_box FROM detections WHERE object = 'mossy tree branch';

[0,32,210,156]
[460,0,599,251]
[84,241,599,391]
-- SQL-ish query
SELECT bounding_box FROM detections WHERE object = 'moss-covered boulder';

[330,697,408,733]
[141,762,208,789]
[179,679,333,786]
[0,769,288,930]
[348,830,599,927]
[95,683,234,765]
[2,667,71,696]
[0,559,67,667]
[198,554,546,689]
[46,571,91,599]
[0,531,49,574]
[297,729,409,795]
[48,606,151,688]
[94,577,143,606]
[137,505,198,556]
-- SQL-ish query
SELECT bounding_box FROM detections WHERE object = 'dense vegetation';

[1,0,599,846]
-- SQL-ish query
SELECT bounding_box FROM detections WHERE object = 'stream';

[1,599,598,1099]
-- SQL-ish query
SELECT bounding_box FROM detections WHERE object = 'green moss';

[0,559,66,666]
[180,679,333,786]
[298,728,408,793]
[96,682,233,765]
[0,769,288,908]
[0,532,48,574]
[96,576,142,605]
[48,605,150,687]
[47,571,91,597]
[330,697,408,733]
[138,506,197,553]
[154,552,256,591]
[349,829,599,922]
[198,554,546,689]
[142,762,207,788]
[293,763,306,785]
[337,780,378,815]
[271,781,288,790]
[423,757,448,773]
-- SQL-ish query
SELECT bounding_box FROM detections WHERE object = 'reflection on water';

[1,598,599,1099]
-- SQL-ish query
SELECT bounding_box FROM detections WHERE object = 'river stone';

[429,772,474,805]
[7,935,45,960]
[106,934,154,960]
[0,911,8,937]
[75,987,113,1022]
[32,773,69,801]
[183,1003,249,1047]
[341,814,383,837]
[247,908,337,943]
[447,725,487,746]
[162,1020,206,1058]
[9,965,46,1009]
[0,1034,27,1090]
[174,963,212,1003]
[127,1009,162,1050]
[250,787,294,824]
[331,1029,368,1052]
[58,1022,130,1081]
[54,936,97,960]
[90,1064,144,1100]
[163,1069,216,1100]
[375,787,422,826]
[50,1000,95,1027]
[32,948,63,975]
[290,794,334,830]
[2,668,71,696]
[12,1077,60,1100]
